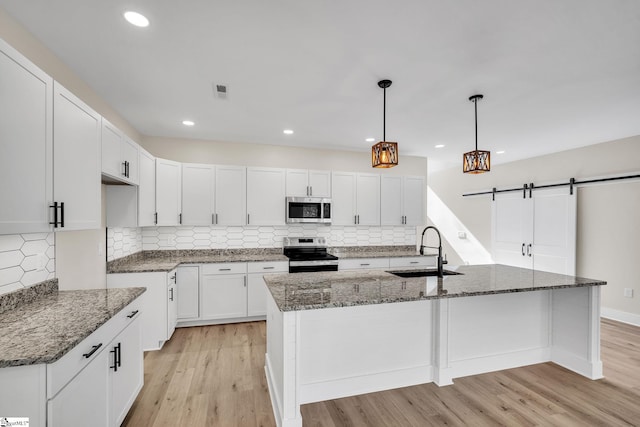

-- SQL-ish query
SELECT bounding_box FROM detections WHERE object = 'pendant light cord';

[474,97,478,151]
[383,87,386,141]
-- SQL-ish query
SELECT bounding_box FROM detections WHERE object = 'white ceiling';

[3,0,640,171]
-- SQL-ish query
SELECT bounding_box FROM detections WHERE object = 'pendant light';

[463,94,490,174]
[371,79,398,168]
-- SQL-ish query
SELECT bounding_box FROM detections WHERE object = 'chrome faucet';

[420,226,443,278]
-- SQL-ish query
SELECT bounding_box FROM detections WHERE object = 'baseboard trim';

[177,315,266,328]
[601,307,640,327]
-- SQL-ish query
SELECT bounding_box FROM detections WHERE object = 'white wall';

[429,136,640,324]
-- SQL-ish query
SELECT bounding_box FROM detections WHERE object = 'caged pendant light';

[371,79,398,168]
[463,94,490,174]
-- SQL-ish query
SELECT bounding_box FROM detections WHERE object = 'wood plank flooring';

[123,318,640,426]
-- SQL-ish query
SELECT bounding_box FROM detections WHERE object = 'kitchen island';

[263,264,606,427]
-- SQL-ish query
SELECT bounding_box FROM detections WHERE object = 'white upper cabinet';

[331,172,357,225]
[332,172,381,226]
[101,119,139,185]
[0,39,53,234]
[138,148,156,226]
[181,163,215,226]
[285,169,331,197]
[381,175,424,226]
[53,82,101,231]
[247,167,286,225]
[155,158,182,226]
[355,173,380,226]
[215,165,246,226]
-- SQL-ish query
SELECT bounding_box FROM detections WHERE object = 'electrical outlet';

[624,288,634,298]
[458,231,467,239]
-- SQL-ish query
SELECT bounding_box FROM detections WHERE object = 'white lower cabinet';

[201,263,248,320]
[0,299,143,427]
[177,266,200,320]
[107,269,176,351]
[247,261,288,316]
[339,257,390,270]
[48,345,110,427]
[175,261,286,326]
[110,313,143,427]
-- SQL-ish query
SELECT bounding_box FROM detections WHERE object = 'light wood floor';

[123,318,640,426]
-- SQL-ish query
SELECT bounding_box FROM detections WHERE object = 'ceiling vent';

[213,83,228,99]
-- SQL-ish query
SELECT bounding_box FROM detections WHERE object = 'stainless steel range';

[283,237,338,273]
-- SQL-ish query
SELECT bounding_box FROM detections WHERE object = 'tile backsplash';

[107,225,416,261]
[0,233,55,295]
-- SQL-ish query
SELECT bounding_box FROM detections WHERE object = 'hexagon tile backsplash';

[107,225,417,261]
[0,233,55,295]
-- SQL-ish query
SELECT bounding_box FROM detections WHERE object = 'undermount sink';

[387,269,463,278]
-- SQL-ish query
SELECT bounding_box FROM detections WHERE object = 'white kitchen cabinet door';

[155,158,182,226]
[177,266,199,320]
[331,172,357,225]
[167,270,178,340]
[122,137,139,185]
[101,120,125,180]
[356,173,381,226]
[308,170,331,197]
[402,176,425,226]
[492,188,576,275]
[0,39,53,234]
[286,169,331,197]
[215,165,246,226]
[381,176,403,225]
[285,169,309,196]
[53,82,101,231]
[201,274,248,320]
[138,148,156,226]
[247,261,288,316]
[247,167,286,225]
[181,163,215,225]
[48,346,109,427]
[110,314,143,427]
[101,119,139,185]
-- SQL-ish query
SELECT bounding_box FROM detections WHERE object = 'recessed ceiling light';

[283,129,294,135]
[497,150,506,154]
[182,120,195,126]
[435,144,445,148]
[124,11,149,27]
[365,137,375,142]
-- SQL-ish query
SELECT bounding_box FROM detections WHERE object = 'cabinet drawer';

[339,258,390,270]
[247,261,289,274]
[389,256,436,269]
[46,300,139,399]
[201,263,247,275]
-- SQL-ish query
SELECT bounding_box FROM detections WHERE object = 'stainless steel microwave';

[285,197,332,224]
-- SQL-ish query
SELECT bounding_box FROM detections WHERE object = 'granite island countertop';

[264,264,607,312]
[0,280,145,368]
[106,246,432,273]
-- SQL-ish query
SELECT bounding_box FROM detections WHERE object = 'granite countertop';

[107,249,289,273]
[264,264,607,312]
[0,280,145,368]
[328,245,435,259]
[106,246,431,273]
